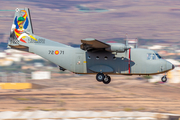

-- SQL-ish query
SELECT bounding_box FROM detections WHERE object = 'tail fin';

[8,7,70,51]
[8,8,34,49]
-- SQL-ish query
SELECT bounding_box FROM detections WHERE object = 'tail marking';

[10,8,37,44]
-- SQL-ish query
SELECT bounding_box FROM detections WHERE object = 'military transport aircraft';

[8,8,174,84]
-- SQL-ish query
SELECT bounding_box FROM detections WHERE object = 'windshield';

[147,53,161,60]
[156,53,162,59]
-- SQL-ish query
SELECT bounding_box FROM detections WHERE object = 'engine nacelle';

[105,43,130,52]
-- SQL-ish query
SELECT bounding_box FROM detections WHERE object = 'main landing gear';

[96,73,111,84]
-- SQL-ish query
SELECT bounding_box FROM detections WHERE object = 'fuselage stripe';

[129,49,131,74]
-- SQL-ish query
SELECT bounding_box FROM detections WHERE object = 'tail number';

[49,50,64,55]
[28,38,45,43]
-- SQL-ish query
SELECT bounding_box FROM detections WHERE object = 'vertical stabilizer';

[9,8,35,47]
[8,7,70,51]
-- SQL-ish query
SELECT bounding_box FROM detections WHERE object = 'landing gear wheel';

[161,75,167,82]
[96,73,105,82]
[103,75,111,84]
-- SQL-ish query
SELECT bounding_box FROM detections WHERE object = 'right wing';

[80,38,110,51]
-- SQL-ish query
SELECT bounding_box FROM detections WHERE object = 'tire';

[103,76,111,84]
[96,73,105,82]
[161,76,167,82]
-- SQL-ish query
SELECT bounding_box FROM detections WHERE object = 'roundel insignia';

[55,50,59,55]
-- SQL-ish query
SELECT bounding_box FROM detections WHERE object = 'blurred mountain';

[0,0,180,46]
[24,0,94,9]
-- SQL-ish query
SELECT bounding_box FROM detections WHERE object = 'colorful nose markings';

[55,50,59,55]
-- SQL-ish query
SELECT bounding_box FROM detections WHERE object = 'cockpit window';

[147,53,151,60]
[152,54,156,60]
[147,53,160,60]
[156,53,162,59]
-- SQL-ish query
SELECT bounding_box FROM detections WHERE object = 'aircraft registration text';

[49,50,64,55]
[28,38,45,43]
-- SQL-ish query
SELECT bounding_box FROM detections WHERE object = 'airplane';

[8,8,174,84]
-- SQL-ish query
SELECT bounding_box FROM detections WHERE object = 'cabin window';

[113,57,116,60]
[105,56,108,60]
[88,56,91,59]
[96,56,99,60]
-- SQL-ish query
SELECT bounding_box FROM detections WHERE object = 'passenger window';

[88,56,91,59]
[96,56,99,60]
[104,56,108,60]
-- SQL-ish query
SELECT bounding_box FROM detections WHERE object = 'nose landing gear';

[161,75,167,82]
[96,73,111,84]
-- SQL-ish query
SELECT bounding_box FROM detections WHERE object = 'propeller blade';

[125,33,128,46]
[125,33,131,50]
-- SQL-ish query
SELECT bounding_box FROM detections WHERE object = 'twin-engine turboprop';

[8,8,174,84]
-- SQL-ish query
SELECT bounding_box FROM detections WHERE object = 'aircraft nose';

[172,64,175,69]
[166,61,174,71]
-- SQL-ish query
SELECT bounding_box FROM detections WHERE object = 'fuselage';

[28,45,173,75]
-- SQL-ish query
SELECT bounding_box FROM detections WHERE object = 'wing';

[80,38,110,51]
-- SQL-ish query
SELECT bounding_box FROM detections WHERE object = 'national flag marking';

[55,50,59,55]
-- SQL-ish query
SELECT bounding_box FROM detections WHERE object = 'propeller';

[125,33,128,46]
[124,34,131,73]
[124,34,130,58]
[125,33,131,50]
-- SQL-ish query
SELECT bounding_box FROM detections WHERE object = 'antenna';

[135,38,138,48]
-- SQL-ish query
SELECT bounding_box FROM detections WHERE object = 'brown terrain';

[0,74,180,114]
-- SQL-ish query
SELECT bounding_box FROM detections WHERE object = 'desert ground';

[0,74,180,114]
